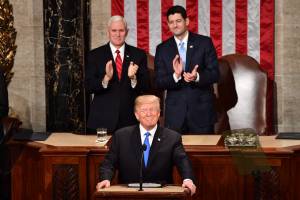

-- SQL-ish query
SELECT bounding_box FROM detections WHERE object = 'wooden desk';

[8,133,300,200]
[94,185,187,200]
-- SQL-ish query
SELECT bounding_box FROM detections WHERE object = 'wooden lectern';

[94,185,188,200]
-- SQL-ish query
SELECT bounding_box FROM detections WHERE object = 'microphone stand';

[139,144,147,191]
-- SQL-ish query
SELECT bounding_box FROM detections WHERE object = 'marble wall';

[7,0,300,132]
[44,0,87,132]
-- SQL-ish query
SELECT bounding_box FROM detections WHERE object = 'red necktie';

[115,50,122,80]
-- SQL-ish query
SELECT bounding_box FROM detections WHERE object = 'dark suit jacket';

[85,43,150,132]
[0,69,8,142]
[100,125,195,184]
[154,32,219,131]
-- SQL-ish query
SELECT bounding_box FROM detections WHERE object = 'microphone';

[139,144,147,191]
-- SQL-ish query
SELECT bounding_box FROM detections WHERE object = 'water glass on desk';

[96,128,108,143]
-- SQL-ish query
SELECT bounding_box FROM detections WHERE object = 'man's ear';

[134,112,140,121]
[186,18,190,26]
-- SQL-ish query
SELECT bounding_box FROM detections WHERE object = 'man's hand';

[128,61,139,79]
[182,180,196,196]
[103,60,113,82]
[172,55,183,79]
[96,180,111,191]
[183,64,199,82]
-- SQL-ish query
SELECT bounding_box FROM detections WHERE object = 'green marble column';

[44,0,89,133]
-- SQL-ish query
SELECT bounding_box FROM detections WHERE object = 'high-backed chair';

[214,58,238,134]
[220,54,267,135]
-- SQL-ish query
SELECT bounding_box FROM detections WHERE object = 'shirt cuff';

[102,79,108,88]
[183,179,193,183]
[173,73,182,83]
[194,72,200,82]
[131,78,137,88]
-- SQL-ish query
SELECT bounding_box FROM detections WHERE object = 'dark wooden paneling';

[9,142,296,200]
[53,164,79,200]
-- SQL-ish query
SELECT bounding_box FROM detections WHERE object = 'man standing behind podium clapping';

[96,95,196,196]
[155,5,219,134]
[85,15,150,133]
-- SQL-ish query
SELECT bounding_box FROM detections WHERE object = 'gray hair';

[107,15,128,30]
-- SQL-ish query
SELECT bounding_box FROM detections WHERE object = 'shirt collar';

[109,42,125,58]
[174,31,189,47]
[139,124,157,137]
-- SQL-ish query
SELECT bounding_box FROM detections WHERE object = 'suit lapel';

[130,125,143,164]
[186,32,196,72]
[105,43,119,82]
[104,42,114,60]
[120,44,131,81]
[168,38,179,61]
[147,126,163,167]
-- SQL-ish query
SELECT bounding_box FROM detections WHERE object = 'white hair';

[107,15,128,30]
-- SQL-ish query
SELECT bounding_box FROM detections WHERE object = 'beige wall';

[90,0,111,48]
[9,0,45,131]
[275,0,300,132]
[8,0,300,132]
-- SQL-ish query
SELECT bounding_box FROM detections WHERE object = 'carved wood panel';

[53,164,79,200]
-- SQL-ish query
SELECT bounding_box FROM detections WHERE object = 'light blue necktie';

[143,132,150,167]
[178,41,186,71]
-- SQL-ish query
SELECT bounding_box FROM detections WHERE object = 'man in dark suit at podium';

[96,95,196,196]
[85,15,150,133]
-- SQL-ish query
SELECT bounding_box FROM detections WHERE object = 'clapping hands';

[183,65,198,82]
[128,61,139,79]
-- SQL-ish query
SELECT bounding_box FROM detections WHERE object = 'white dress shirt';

[139,124,158,146]
[102,42,137,88]
[173,32,199,83]
[110,43,125,61]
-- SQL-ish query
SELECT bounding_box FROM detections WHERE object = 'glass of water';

[96,128,108,143]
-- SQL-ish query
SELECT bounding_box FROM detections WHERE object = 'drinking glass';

[96,128,108,143]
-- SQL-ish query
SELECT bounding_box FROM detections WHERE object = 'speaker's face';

[135,102,160,131]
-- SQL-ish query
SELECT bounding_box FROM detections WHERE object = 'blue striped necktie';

[178,41,186,71]
[143,132,150,167]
